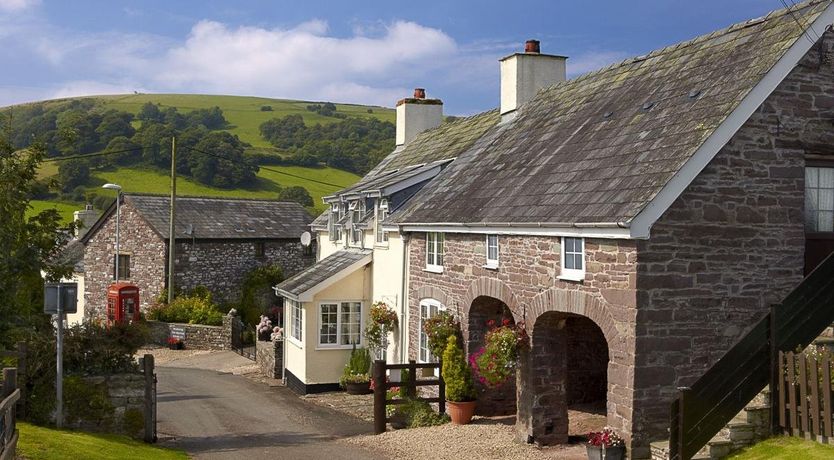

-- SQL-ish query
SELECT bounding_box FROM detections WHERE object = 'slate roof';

[83,194,313,242]
[53,239,84,273]
[389,0,832,227]
[275,249,372,297]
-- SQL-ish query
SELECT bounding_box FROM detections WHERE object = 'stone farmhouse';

[278,1,834,457]
[82,194,315,319]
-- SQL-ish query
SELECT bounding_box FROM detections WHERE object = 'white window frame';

[425,232,444,273]
[806,166,834,233]
[558,236,585,282]
[375,199,389,246]
[317,300,364,349]
[418,298,446,365]
[329,203,342,241]
[349,201,363,247]
[287,298,303,346]
[484,234,499,269]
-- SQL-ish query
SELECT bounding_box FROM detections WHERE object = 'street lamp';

[102,183,122,281]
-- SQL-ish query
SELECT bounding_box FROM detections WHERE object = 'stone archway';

[468,295,517,416]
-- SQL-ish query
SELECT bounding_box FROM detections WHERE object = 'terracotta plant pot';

[586,445,625,460]
[446,400,477,425]
[345,381,372,395]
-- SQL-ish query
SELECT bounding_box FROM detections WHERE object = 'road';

[155,351,385,459]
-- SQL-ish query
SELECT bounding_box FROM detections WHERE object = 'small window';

[288,299,303,343]
[806,166,834,233]
[559,237,585,281]
[318,301,363,348]
[113,254,130,280]
[376,199,389,245]
[329,203,342,241]
[485,234,499,268]
[254,242,265,258]
[349,201,363,246]
[419,299,445,363]
[425,232,444,272]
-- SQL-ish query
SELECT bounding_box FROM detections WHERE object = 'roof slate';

[89,194,313,241]
[276,249,372,296]
[389,0,831,226]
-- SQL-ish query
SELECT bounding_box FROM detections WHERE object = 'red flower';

[502,318,511,326]
[486,319,496,328]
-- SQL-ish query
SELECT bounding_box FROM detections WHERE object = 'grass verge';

[727,436,834,459]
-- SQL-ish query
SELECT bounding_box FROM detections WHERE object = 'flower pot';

[446,400,477,425]
[345,381,372,395]
[586,445,625,460]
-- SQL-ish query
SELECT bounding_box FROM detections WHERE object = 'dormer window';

[349,201,363,245]
[376,199,389,245]
[329,203,342,241]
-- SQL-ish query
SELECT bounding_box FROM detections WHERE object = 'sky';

[0,0,798,114]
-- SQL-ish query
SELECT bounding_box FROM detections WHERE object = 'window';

[288,299,303,343]
[425,232,444,272]
[485,234,499,268]
[806,166,834,233]
[112,254,130,280]
[559,237,585,281]
[318,301,363,348]
[376,199,389,245]
[329,203,342,241]
[419,299,445,363]
[349,201,363,246]
[254,242,265,258]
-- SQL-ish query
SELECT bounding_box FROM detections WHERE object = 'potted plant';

[167,337,183,350]
[586,427,626,460]
[471,318,527,388]
[424,311,461,360]
[364,301,398,358]
[442,335,477,424]
[339,344,373,395]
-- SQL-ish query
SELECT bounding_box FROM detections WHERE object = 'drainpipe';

[400,231,410,364]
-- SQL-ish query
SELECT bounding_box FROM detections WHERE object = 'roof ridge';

[124,192,304,205]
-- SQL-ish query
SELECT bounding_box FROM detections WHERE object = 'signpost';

[44,282,78,429]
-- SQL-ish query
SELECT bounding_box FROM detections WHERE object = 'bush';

[340,344,372,387]
[238,265,284,325]
[409,400,450,427]
[146,286,223,325]
[424,311,461,360]
[442,335,476,402]
[260,105,273,111]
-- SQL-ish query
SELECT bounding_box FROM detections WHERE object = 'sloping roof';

[275,249,372,299]
[389,0,833,234]
[53,239,84,273]
[82,194,313,242]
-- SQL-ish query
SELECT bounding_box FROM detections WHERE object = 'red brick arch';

[528,288,620,346]
[460,277,523,323]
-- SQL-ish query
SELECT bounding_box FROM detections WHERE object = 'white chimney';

[73,204,99,237]
[396,88,443,146]
[500,40,566,119]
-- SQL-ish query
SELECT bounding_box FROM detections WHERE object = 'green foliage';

[57,159,90,192]
[64,375,115,427]
[365,301,398,357]
[146,286,223,325]
[408,400,450,427]
[442,335,476,402]
[727,436,834,459]
[423,310,461,360]
[340,344,372,387]
[277,185,314,207]
[260,105,273,112]
[123,408,144,435]
[189,131,258,188]
[238,265,284,325]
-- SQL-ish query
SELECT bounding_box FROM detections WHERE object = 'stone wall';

[67,373,148,439]
[174,239,315,304]
[146,320,229,350]
[256,339,283,379]
[84,202,167,319]
[629,31,834,456]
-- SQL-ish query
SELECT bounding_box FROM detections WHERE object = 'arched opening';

[525,311,609,445]
[468,295,516,416]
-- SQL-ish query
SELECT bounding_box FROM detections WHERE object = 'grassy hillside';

[29,200,81,222]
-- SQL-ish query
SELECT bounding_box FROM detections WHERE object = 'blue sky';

[0,0,793,114]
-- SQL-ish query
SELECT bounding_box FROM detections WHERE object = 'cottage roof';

[389,0,834,238]
[53,239,84,273]
[82,194,313,242]
[275,249,372,301]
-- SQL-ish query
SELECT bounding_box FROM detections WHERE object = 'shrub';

[238,265,284,325]
[470,318,527,388]
[423,311,461,360]
[340,344,372,387]
[146,286,223,325]
[260,105,273,111]
[442,335,476,402]
[409,400,450,428]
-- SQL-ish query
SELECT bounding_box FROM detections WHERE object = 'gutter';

[399,232,410,364]
[394,220,631,229]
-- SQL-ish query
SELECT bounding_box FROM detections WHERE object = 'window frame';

[287,298,303,346]
[375,199,390,246]
[349,201,363,247]
[558,236,585,282]
[112,254,130,280]
[254,242,265,258]
[805,164,834,235]
[425,232,444,273]
[317,300,364,349]
[329,203,343,242]
[484,234,499,269]
[418,298,446,364]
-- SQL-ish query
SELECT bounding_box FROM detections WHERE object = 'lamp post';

[102,183,122,281]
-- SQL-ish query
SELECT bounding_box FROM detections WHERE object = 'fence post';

[14,342,26,420]
[373,360,386,434]
[438,359,445,415]
[769,304,780,434]
[407,360,417,399]
[676,387,690,460]
[3,367,17,447]
[143,354,155,443]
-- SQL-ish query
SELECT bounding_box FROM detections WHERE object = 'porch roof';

[274,249,372,301]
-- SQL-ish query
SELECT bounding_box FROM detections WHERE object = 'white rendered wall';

[500,53,566,115]
[396,103,443,146]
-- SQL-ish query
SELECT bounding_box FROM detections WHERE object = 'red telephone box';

[106,282,140,325]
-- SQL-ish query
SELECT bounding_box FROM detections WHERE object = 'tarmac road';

[155,351,385,459]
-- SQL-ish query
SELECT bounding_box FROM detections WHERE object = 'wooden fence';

[776,350,834,439]
[1,368,20,460]
[372,359,445,434]
[0,343,26,421]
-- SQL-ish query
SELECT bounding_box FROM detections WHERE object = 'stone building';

[297,1,834,458]
[82,194,314,319]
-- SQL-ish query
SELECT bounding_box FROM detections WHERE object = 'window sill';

[424,265,444,274]
[483,263,499,270]
[557,273,585,282]
[374,243,390,249]
[287,337,303,349]
[315,345,363,351]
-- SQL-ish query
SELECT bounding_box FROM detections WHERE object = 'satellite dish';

[300,231,312,247]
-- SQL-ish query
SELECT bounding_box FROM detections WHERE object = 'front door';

[805,163,834,274]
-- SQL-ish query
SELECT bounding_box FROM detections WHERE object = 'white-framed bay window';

[376,199,389,245]
[288,298,303,344]
[559,236,585,281]
[318,301,363,348]
[485,234,499,269]
[425,232,444,273]
[419,298,445,363]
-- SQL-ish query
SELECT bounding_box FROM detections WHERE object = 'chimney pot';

[414,88,426,99]
[525,39,540,53]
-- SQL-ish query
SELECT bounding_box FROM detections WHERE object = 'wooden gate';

[372,359,445,434]
[776,350,834,438]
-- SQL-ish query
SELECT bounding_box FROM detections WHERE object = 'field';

[29,200,81,222]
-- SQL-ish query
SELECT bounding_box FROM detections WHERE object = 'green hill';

[7,93,392,221]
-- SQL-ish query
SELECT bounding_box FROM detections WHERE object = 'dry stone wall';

[256,339,283,379]
[146,320,229,350]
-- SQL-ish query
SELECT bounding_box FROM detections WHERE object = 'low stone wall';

[146,320,229,350]
[66,372,147,439]
[256,339,283,379]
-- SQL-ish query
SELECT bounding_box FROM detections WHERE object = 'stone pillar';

[223,309,238,350]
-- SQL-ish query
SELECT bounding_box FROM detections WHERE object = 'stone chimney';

[73,204,99,238]
[396,88,443,146]
[500,40,567,118]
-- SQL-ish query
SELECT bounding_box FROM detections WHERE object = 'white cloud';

[0,0,38,12]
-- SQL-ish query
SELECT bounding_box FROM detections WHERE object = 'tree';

[277,186,314,207]
[95,110,135,145]
[103,136,141,165]
[137,102,163,123]
[189,131,257,188]
[57,159,90,192]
